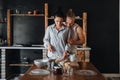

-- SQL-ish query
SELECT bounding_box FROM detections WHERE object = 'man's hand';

[48,44,54,52]
[67,38,74,44]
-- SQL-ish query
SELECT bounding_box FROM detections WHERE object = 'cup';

[70,54,77,62]
[53,66,63,74]
[67,66,73,76]
[47,61,54,71]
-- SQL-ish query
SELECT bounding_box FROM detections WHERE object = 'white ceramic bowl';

[34,58,49,67]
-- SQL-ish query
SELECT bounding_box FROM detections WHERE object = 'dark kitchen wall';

[3,0,119,73]
[119,0,120,73]
[5,0,45,45]
[0,0,7,41]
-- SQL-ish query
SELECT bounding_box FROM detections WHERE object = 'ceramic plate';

[29,69,50,75]
[75,70,97,76]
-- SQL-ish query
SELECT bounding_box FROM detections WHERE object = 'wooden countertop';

[19,62,105,80]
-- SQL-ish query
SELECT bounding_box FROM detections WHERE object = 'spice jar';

[33,10,37,15]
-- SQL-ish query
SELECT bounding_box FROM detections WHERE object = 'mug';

[53,66,63,74]
[69,54,77,62]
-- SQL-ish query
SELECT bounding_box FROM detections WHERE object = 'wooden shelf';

[7,73,24,80]
[9,64,33,66]
[0,22,6,23]
[75,17,82,20]
[48,16,82,20]
[7,3,48,46]
[11,14,45,16]
[48,17,54,19]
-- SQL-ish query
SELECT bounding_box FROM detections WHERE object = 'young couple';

[43,9,85,67]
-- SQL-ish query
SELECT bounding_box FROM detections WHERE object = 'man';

[62,9,85,75]
[65,9,85,62]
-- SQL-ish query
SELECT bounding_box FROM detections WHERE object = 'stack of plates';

[29,69,50,75]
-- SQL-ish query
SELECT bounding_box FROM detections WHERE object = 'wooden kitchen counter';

[19,62,105,80]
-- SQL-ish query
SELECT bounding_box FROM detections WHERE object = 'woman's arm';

[43,27,54,52]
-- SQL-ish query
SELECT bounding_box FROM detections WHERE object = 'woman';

[43,9,71,68]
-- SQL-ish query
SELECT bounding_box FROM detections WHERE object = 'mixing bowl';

[34,58,49,67]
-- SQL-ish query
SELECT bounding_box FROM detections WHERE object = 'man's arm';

[75,26,85,45]
[67,26,85,45]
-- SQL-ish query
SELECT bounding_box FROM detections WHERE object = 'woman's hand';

[48,44,54,52]
[63,51,69,59]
